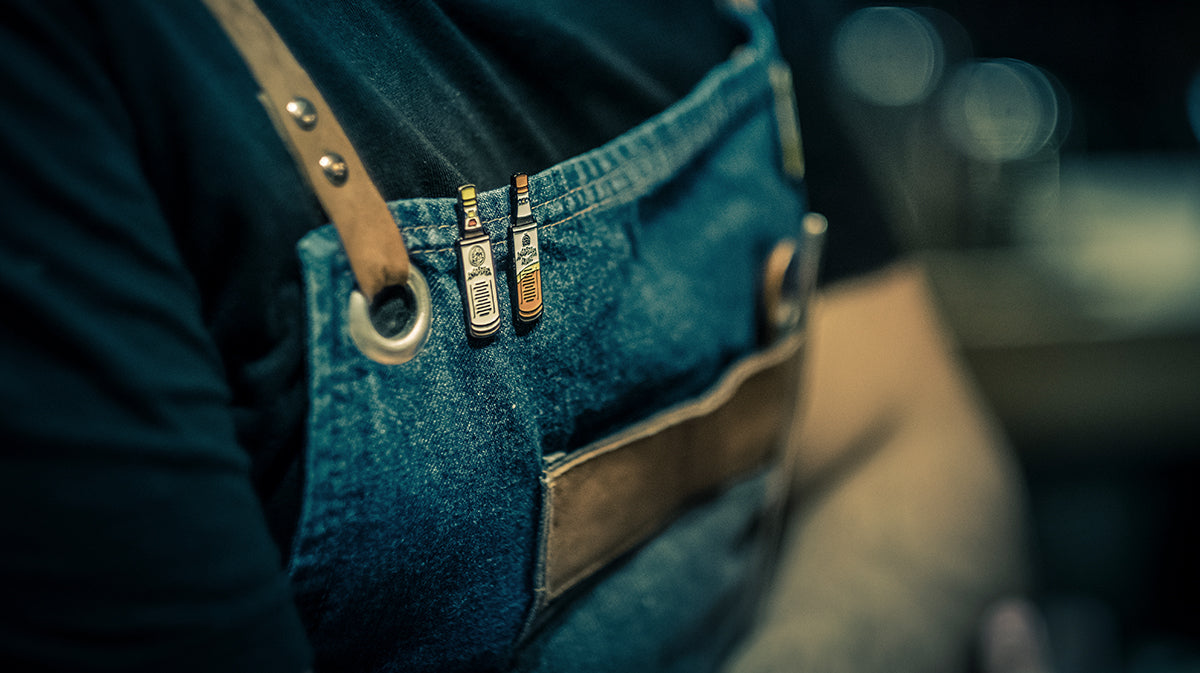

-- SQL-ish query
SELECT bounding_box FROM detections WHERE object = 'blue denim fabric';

[514,470,780,673]
[292,6,807,672]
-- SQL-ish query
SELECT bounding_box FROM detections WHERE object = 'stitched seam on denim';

[407,190,620,257]
[395,72,769,239]
[395,81,768,249]
[399,176,618,235]
[404,222,456,233]
[397,36,773,252]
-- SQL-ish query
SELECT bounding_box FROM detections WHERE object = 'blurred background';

[781,1,1200,672]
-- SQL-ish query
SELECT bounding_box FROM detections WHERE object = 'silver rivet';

[286,97,318,130]
[319,153,348,186]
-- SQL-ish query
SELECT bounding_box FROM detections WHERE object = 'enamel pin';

[508,173,543,324]
[454,184,501,339]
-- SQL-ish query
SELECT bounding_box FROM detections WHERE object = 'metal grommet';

[319,153,349,186]
[759,212,828,343]
[761,238,803,341]
[286,97,318,130]
[348,266,433,365]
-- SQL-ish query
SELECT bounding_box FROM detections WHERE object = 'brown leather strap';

[541,329,806,603]
[202,0,409,301]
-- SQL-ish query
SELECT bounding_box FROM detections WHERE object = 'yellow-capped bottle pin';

[507,173,543,323]
[454,184,501,339]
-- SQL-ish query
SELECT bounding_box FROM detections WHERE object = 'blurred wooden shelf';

[921,249,1200,462]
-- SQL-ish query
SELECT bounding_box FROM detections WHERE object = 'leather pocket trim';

[540,330,806,604]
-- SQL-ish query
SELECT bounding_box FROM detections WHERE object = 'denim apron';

[289,5,813,671]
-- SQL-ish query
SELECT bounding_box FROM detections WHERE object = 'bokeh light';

[1187,67,1200,145]
[833,6,945,107]
[939,58,1061,162]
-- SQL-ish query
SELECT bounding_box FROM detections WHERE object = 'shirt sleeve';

[0,2,312,671]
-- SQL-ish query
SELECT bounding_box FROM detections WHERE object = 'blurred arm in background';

[730,262,1030,673]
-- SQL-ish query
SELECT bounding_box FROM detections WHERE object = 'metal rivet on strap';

[319,153,349,186]
[285,97,318,130]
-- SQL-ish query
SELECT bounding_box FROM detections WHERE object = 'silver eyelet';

[347,266,432,365]
[760,212,827,343]
[761,238,803,339]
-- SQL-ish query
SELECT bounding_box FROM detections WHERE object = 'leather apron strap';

[202,0,409,302]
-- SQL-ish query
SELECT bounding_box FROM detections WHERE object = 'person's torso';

[103,1,810,670]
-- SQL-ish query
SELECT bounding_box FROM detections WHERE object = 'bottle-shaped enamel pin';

[508,173,543,323]
[455,184,501,339]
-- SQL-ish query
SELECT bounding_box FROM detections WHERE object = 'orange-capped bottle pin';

[508,173,543,324]
[455,184,501,339]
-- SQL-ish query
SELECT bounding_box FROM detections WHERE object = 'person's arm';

[729,262,1029,672]
[0,3,311,670]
